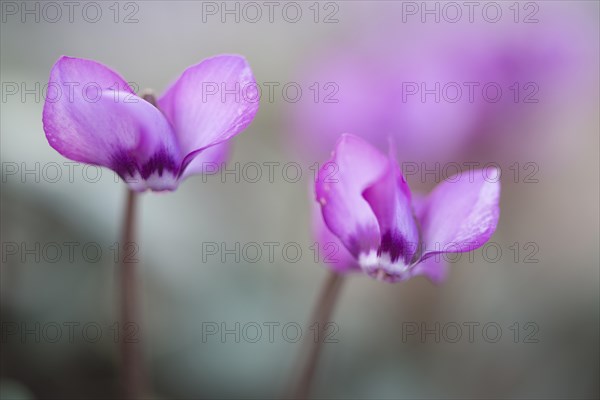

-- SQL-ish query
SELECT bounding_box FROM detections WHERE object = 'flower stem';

[119,189,143,399]
[290,271,345,399]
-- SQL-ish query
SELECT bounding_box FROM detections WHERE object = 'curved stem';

[120,189,143,399]
[290,271,345,399]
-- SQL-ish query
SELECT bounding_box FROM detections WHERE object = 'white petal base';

[358,250,412,283]
[124,171,179,192]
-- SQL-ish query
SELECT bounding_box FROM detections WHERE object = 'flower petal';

[311,194,360,274]
[157,55,259,174]
[315,134,388,258]
[410,257,449,285]
[180,142,230,179]
[362,157,420,266]
[43,56,180,191]
[418,168,501,260]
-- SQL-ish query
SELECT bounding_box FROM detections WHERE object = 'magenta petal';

[47,56,136,96]
[315,134,388,258]
[157,55,259,175]
[418,168,501,260]
[410,257,449,285]
[43,56,180,191]
[362,158,420,265]
[311,194,360,274]
[180,142,230,178]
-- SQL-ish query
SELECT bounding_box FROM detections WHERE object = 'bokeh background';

[1,1,598,399]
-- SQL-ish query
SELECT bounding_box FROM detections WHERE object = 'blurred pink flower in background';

[286,4,592,169]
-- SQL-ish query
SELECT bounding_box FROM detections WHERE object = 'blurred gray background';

[1,1,598,399]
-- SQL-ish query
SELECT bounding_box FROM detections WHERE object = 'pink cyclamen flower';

[314,134,500,283]
[43,55,259,192]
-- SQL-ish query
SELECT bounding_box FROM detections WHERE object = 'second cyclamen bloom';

[43,55,259,191]
[315,134,500,283]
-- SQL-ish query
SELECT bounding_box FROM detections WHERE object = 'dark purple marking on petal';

[140,148,179,179]
[378,230,418,264]
[111,147,178,181]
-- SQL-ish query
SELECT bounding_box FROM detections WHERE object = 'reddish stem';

[120,189,144,398]
[290,271,345,399]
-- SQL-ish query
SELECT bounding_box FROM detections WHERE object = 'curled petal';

[180,142,230,179]
[362,158,419,266]
[42,56,180,191]
[418,168,501,261]
[158,55,259,176]
[315,134,388,258]
[311,193,359,274]
[410,256,449,285]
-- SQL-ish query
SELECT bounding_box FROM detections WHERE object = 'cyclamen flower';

[43,55,259,191]
[314,134,500,283]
